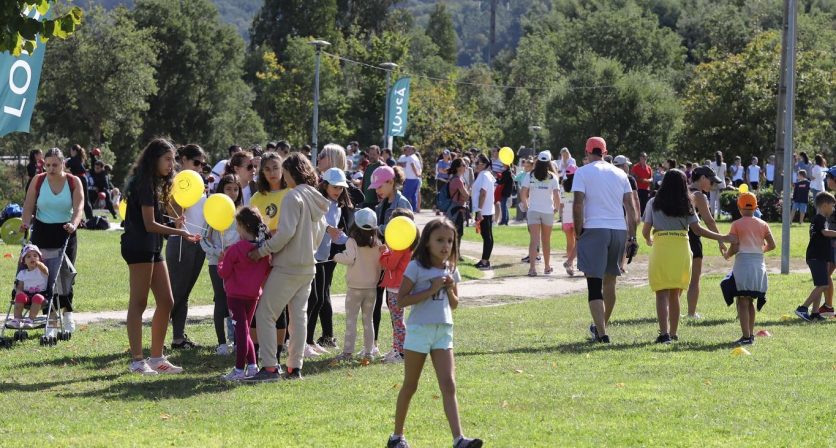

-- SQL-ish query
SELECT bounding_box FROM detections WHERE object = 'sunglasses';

[238,164,255,170]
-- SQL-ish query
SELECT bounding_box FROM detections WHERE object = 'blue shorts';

[404,323,453,354]
[793,202,808,214]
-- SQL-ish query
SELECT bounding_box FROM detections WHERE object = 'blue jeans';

[403,179,421,211]
[499,197,510,225]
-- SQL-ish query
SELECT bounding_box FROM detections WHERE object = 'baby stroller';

[0,237,76,348]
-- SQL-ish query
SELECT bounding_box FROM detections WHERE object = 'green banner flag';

[0,7,49,137]
[386,77,411,137]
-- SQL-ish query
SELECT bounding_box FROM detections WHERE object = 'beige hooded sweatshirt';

[257,183,328,275]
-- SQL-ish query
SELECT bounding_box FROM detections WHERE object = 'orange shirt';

[729,216,771,253]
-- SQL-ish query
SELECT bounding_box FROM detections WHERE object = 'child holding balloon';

[217,206,271,380]
[201,174,243,355]
[388,218,482,448]
[379,208,419,364]
[333,208,384,362]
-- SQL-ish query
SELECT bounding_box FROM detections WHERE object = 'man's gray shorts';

[577,228,627,279]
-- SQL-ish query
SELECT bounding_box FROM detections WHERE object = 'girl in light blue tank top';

[36,177,73,224]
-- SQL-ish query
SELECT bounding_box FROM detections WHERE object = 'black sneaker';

[811,313,826,322]
[317,336,338,349]
[521,255,542,263]
[795,306,811,321]
[670,335,679,342]
[387,435,410,448]
[474,261,491,270]
[733,336,754,346]
[171,335,198,349]
[454,437,483,448]
[284,367,303,380]
[655,333,672,344]
[242,368,281,383]
[588,323,597,340]
[596,335,610,343]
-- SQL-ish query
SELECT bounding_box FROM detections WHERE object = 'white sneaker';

[222,368,246,381]
[62,312,75,332]
[130,359,158,375]
[245,365,259,377]
[312,343,329,354]
[686,313,703,320]
[147,356,184,374]
[368,346,382,359]
[7,319,21,329]
[383,351,404,364]
[216,344,231,356]
[303,344,321,359]
[21,318,34,329]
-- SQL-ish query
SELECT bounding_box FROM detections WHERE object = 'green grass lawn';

[0,230,482,313]
[463,221,809,258]
[1,272,832,446]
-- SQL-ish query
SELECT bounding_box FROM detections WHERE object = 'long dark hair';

[216,174,243,206]
[447,158,465,177]
[652,169,694,218]
[412,218,459,270]
[71,144,86,162]
[28,149,42,165]
[815,154,826,167]
[800,151,809,164]
[532,159,554,182]
[318,178,352,208]
[283,153,318,187]
[257,152,285,193]
[124,138,176,208]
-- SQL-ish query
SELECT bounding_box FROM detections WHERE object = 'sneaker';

[818,305,835,318]
[588,323,597,340]
[222,368,247,381]
[811,313,826,322]
[655,333,672,344]
[596,335,610,344]
[147,356,184,374]
[387,435,410,448]
[333,352,354,362]
[171,335,198,349]
[242,367,281,383]
[318,336,339,350]
[62,311,75,332]
[284,367,303,380]
[245,365,259,378]
[384,352,404,364]
[368,346,382,359]
[474,261,491,270]
[734,336,754,346]
[454,436,484,448]
[670,335,679,342]
[7,319,21,329]
[686,313,703,320]
[563,261,574,277]
[129,359,158,375]
[312,343,330,354]
[216,344,231,356]
[303,344,321,359]
[795,306,811,321]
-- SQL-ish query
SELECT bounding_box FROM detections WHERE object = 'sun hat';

[353,208,377,230]
[584,137,607,155]
[537,151,552,162]
[369,166,396,189]
[321,168,348,188]
[613,155,631,167]
[21,244,42,261]
[737,192,758,210]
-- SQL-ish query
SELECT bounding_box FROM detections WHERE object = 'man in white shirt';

[572,137,639,343]
[209,145,242,191]
[398,145,423,210]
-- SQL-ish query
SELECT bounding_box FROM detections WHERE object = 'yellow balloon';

[385,216,418,251]
[203,193,236,231]
[499,146,514,166]
[172,170,205,208]
[118,200,127,221]
[739,183,749,194]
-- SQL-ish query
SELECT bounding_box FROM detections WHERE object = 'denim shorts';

[792,202,808,214]
[404,323,453,354]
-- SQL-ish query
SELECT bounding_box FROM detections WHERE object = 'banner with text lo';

[0,7,49,137]
[386,77,411,138]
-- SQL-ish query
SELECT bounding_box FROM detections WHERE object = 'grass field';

[462,221,809,258]
[0,230,483,313]
[1,272,833,446]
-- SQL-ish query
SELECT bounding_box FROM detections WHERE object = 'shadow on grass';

[456,339,655,357]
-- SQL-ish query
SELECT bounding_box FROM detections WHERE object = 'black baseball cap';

[691,166,721,184]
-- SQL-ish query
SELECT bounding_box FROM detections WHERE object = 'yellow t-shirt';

[250,189,288,233]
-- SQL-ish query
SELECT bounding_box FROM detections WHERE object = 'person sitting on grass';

[795,192,836,322]
[9,244,48,329]
[721,192,775,345]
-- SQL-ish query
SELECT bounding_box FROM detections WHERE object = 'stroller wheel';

[21,330,28,340]
[14,330,26,341]
[49,336,57,346]
[63,331,72,341]
[0,336,11,348]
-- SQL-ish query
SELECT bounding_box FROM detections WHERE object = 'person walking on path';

[631,152,653,216]
[398,145,423,212]
[571,137,639,343]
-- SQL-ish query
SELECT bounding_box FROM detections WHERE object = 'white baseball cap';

[353,208,377,230]
[613,155,632,167]
[537,151,552,162]
[321,168,348,188]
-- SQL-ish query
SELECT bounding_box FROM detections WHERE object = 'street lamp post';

[309,39,331,163]
[529,125,542,152]
[380,62,399,149]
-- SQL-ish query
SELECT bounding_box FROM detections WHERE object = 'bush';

[718,187,813,222]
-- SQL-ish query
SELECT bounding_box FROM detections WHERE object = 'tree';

[337,0,401,35]
[0,0,82,56]
[132,0,265,158]
[425,2,457,64]
[249,0,338,54]
[33,6,157,182]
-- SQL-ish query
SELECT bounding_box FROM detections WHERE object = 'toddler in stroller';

[9,244,48,329]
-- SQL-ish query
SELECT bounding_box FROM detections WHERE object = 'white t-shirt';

[561,191,574,224]
[571,160,632,230]
[765,163,775,181]
[209,159,228,191]
[398,154,423,180]
[521,173,560,214]
[747,165,761,183]
[471,170,496,216]
[17,268,48,293]
[183,195,207,236]
[811,165,825,191]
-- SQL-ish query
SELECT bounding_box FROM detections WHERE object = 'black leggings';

[315,260,337,338]
[480,214,494,260]
[167,237,206,340]
[306,262,328,344]
[450,207,465,248]
[373,286,385,342]
[208,265,228,345]
[78,175,93,221]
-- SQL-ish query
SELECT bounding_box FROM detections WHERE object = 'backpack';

[86,216,110,230]
[436,181,453,213]
[34,173,77,197]
[1,203,22,222]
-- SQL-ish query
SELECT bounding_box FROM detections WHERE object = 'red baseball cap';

[585,137,607,155]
